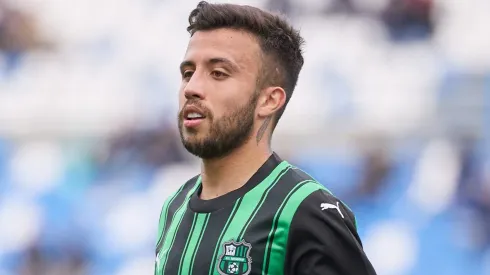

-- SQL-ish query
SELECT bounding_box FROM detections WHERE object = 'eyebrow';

[179,57,239,73]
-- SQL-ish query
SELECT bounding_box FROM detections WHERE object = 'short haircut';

[187,1,305,129]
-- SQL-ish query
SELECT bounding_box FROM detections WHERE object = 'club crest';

[216,240,252,275]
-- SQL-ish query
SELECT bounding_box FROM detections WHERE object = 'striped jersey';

[154,153,376,275]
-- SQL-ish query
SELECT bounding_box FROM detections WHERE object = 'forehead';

[184,28,262,70]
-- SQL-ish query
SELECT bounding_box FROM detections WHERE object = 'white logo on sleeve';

[320,201,344,219]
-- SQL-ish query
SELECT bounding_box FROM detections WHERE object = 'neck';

[199,140,272,200]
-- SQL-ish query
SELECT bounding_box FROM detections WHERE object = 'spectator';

[0,1,49,72]
[97,124,188,175]
[381,0,435,42]
[17,243,88,275]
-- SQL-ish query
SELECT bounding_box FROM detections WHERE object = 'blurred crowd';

[1,0,489,274]
[268,0,436,42]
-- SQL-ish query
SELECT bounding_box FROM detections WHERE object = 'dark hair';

[187,1,305,130]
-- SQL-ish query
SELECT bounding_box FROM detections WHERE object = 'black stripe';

[263,180,309,273]
[291,166,315,181]
[155,184,187,252]
[189,214,210,274]
[239,168,300,274]
[237,166,291,240]
[162,207,195,274]
[191,203,237,274]
[178,213,198,274]
[156,177,199,254]
[206,197,244,275]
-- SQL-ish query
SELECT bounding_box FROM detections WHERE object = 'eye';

[211,70,228,79]
[182,70,194,80]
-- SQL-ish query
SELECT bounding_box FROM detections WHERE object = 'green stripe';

[189,213,210,274]
[237,166,292,240]
[262,180,310,273]
[291,166,332,194]
[179,213,210,275]
[292,166,357,229]
[156,184,186,248]
[178,213,198,275]
[157,177,201,274]
[211,161,290,275]
[351,209,358,230]
[208,198,243,275]
[262,180,325,275]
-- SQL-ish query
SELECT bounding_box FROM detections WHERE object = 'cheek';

[178,89,186,108]
[220,97,248,117]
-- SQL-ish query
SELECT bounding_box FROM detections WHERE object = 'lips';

[181,105,208,129]
[183,105,207,120]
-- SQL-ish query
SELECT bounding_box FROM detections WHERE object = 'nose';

[184,73,205,100]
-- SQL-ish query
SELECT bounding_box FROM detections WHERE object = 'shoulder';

[180,174,202,195]
[283,167,375,274]
[295,188,358,232]
[286,166,358,233]
[159,174,201,216]
[156,174,200,228]
[164,174,201,204]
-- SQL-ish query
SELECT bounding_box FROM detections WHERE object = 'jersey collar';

[189,152,283,213]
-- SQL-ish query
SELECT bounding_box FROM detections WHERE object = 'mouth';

[182,105,207,128]
[183,106,206,120]
[185,112,205,120]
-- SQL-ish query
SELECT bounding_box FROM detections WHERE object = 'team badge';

[217,240,252,275]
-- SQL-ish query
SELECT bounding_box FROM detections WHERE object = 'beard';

[178,93,259,160]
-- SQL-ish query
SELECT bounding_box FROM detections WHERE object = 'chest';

[155,207,290,275]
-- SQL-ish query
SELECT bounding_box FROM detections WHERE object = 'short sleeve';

[285,189,377,275]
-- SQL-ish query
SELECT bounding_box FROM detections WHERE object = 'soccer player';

[155,1,377,274]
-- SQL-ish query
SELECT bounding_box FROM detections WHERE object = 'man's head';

[178,1,304,159]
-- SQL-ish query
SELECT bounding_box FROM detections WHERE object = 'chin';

[184,128,204,136]
[183,132,206,143]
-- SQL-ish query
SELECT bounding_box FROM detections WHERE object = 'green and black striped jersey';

[154,153,376,275]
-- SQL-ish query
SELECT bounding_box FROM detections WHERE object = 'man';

[155,1,376,274]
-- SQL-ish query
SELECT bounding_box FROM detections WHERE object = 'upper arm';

[285,189,376,275]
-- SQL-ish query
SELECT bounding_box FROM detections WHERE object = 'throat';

[199,146,272,200]
[199,165,251,200]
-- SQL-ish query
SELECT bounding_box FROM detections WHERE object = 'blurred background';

[0,0,489,274]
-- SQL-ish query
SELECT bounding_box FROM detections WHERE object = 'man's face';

[177,28,262,159]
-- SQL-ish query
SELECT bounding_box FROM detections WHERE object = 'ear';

[256,86,286,118]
